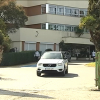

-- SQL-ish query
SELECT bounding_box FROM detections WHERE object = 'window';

[65,26,71,31]
[48,24,53,30]
[80,10,84,17]
[84,28,89,33]
[48,24,56,30]
[57,6,64,15]
[67,26,71,31]
[44,4,87,17]
[71,26,76,32]
[79,9,87,17]
[65,26,69,31]
[53,24,57,30]
[56,24,65,31]
[41,24,46,29]
[85,10,88,16]
[71,9,79,17]
[41,5,46,14]
[61,25,65,31]
[65,7,71,16]
[49,4,57,14]
[48,23,77,32]
[56,24,61,31]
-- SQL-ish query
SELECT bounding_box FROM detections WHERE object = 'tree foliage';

[0,0,28,52]
[75,26,84,37]
[59,40,64,50]
[0,0,28,32]
[79,0,100,51]
[0,18,11,52]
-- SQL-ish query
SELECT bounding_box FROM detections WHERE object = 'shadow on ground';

[0,77,16,81]
[0,89,54,99]
[91,89,100,91]
[41,73,78,78]
[68,63,83,65]
[68,60,92,65]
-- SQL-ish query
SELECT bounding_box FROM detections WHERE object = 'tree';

[0,0,28,63]
[0,0,28,32]
[79,0,100,51]
[75,26,84,37]
[0,18,11,52]
[59,40,64,51]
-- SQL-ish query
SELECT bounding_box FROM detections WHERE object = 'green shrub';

[0,50,40,66]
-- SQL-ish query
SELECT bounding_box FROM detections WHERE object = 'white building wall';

[16,0,28,7]
[9,28,93,51]
[16,0,88,8]
[47,1,88,8]
[26,14,80,25]
[18,28,92,45]
[11,41,22,52]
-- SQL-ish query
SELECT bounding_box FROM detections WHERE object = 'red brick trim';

[22,41,25,51]
[54,43,56,51]
[36,42,40,51]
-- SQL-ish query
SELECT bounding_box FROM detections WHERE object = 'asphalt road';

[0,61,100,100]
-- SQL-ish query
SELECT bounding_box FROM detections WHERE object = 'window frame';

[57,6,64,15]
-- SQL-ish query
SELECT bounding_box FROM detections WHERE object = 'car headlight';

[38,63,42,66]
[58,63,63,66]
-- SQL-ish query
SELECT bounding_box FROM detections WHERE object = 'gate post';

[95,52,98,87]
[98,53,100,89]
[95,52,100,89]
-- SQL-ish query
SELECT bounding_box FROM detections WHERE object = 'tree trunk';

[0,45,3,63]
[90,30,100,52]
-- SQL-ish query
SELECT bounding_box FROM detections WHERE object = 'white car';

[36,51,68,76]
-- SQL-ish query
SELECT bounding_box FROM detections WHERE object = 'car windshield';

[41,52,63,59]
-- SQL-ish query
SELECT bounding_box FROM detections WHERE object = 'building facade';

[9,0,94,57]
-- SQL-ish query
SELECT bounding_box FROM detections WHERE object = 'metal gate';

[95,52,100,89]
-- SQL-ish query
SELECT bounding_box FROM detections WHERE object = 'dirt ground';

[0,61,100,100]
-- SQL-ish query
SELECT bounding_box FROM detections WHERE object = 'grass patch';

[85,62,95,67]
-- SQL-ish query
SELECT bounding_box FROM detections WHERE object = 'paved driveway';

[0,61,99,100]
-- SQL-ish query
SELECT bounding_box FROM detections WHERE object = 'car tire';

[37,71,41,76]
[65,66,68,74]
[61,68,65,76]
[65,69,68,74]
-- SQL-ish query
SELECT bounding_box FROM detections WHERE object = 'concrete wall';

[16,0,88,8]
[8,29,20,41]
[16,0,28,7]
[20,28,62,43]
[26,14,47,25]
[62,37,93,45]
[47,1,88,8]
[11,41,22,52]
[8,28,93,51]
[10,28,92,45]
[26,14,81,25]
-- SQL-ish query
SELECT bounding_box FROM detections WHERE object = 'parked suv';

[36,51,68,76]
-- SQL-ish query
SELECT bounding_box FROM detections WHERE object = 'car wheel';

[37,71,41,76]
[65,66,68,74]
[61,68,65,76]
